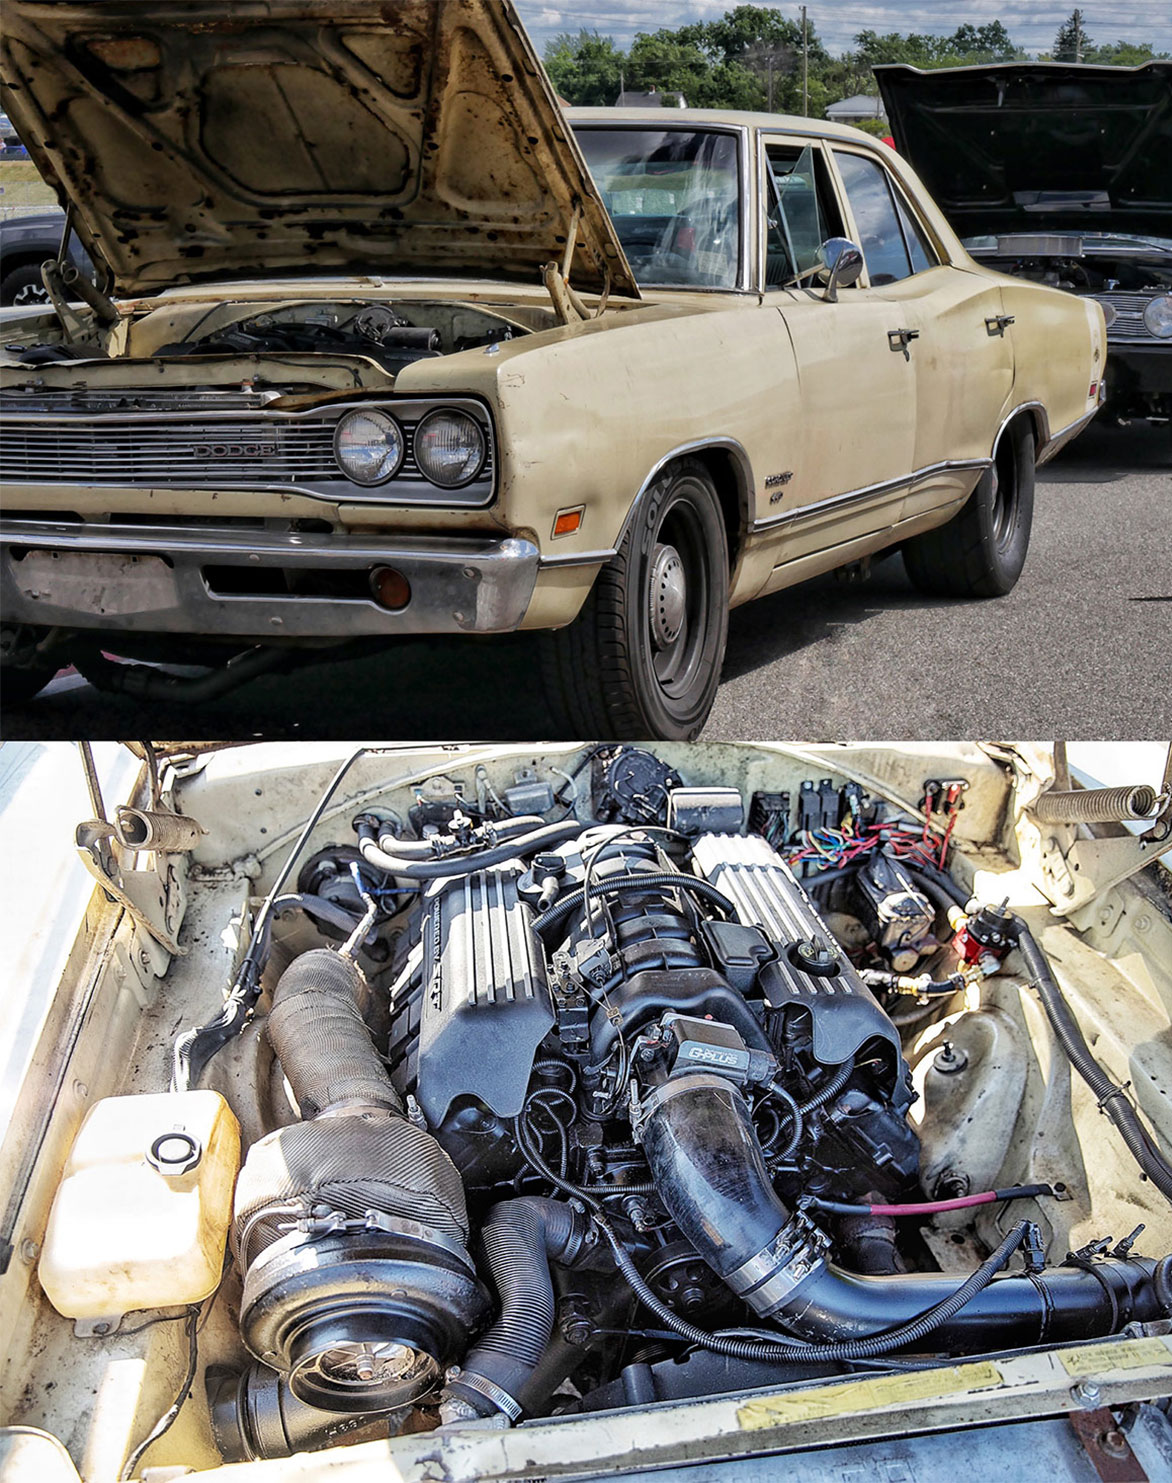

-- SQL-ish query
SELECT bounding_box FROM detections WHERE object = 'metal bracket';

[1067,1406,1148,1481]
[1049,832,1170,915]
[985,314,1016,336]
[75,829,187,958]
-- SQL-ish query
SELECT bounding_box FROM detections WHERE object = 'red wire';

[866,1191,997,1216]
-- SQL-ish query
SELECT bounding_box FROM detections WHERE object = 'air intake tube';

[639,1072,1164,1350]
[234,949,489,1414]
[445,1197,590,1421]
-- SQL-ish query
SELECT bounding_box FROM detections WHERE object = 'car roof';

[566,107,885,145]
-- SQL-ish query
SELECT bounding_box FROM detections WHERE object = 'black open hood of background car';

[875,62,1172,242]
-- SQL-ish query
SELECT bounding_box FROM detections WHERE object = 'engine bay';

[3,742,1171,1480]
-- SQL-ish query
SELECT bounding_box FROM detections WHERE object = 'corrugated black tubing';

[449,1198,588,1418]
[355,819,582,879]
[267,947,398,1118]
[797,1057,855,1115]
[1015,922,1172,1206]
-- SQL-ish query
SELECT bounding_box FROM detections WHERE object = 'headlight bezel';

[333,408,406,487]
[412,408,489,490]
[1143,293,1172,340]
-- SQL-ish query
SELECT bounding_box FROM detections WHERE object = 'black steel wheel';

[540,458,730,740]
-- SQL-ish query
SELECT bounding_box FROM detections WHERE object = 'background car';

[0,207,92,305]
[876,61,1172,421]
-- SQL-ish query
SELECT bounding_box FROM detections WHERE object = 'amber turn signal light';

[552,507,584,538]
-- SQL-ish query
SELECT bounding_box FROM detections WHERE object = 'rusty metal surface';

[1069,1406,1150,1482]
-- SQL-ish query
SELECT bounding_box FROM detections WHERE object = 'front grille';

[3,418,342,484]
[1093,291,1169,345]
[0,399,494,500]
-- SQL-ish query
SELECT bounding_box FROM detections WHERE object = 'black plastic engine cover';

[410,867,553,1127]
[690,834,904,1078]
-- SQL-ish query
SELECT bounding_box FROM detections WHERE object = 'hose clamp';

[449,1369,523,1421]
[725,1214,831,1317]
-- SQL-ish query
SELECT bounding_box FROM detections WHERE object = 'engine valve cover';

[691,834,903,1071]
[409,867,553,1127]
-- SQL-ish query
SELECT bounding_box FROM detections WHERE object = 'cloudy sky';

[515,2,1172,57]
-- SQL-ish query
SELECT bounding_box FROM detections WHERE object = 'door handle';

[985,314,1015,336]
[887,327,920,359]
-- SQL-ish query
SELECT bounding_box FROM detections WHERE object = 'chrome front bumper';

[0,519,540,638]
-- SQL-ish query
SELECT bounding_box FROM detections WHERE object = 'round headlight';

[334,409,405,486]
[1143,293,1172,339]
[1099,300,1117,329]
[413,410,486,488]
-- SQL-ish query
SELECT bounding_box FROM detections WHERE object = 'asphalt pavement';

[4,418,1170,742]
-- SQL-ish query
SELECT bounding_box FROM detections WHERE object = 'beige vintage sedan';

[0,0,1105,736]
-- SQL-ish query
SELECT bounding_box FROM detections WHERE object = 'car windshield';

[573,127,742,290]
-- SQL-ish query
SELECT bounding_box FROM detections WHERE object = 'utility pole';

[1075,11,1084,62]
[801,6,809,117]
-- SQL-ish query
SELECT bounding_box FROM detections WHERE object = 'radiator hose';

[638,1071,1164,1355]
[445,1197,590,1420]
[234,949,488,1413]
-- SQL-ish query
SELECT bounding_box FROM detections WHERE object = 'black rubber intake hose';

[266,947,399,1118]
[356,819,582,879]
[639,1071,1164,1350]
[448,1198,588,1419]
[1016,923,1172,1205]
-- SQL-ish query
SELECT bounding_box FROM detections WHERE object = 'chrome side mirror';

[819,237,864,302]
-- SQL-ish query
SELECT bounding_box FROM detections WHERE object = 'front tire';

[540,458,730,740]
[902,418,1036,599]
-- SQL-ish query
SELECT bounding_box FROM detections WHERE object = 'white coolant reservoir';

[38,1090,241,1320]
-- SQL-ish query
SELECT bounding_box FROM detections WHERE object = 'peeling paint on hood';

[0,0,638,299]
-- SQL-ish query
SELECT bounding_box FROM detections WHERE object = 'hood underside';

[875,61,1172,242]
[0,0,638,298]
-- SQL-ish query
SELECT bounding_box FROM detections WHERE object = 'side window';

[763,143,842,289]
[834,150,920,285]
[892,187,938,275]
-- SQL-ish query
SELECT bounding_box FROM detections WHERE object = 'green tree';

[1053,10,1093,62]
[1084,40,1166,64]
[543,31,623,106]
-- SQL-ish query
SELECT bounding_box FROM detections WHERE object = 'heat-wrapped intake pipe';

[236,948,488,1413]
[266,946,399,1118]
[639,1072,1164,1350]
[445,1198,589,1420]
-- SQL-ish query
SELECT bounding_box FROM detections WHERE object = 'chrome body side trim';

[615,436,756,556]
[538,548,617,569]
[0,519,539,638]
[749,457,989,535]
[992,398,1050,461]
[1036,404,1100,466]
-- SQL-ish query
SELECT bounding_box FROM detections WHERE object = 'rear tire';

[902,419,1035,598]
[540,458,729,740]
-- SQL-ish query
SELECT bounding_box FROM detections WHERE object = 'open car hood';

[875,62,1172,242]
[0,0,638,298]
